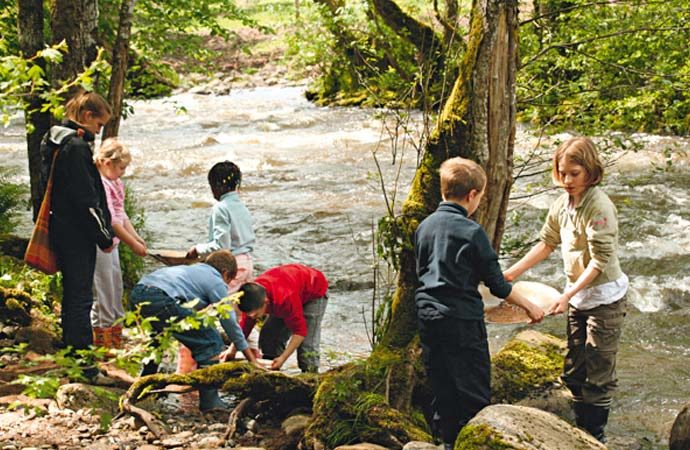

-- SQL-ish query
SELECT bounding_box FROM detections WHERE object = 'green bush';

[119,186,148,293]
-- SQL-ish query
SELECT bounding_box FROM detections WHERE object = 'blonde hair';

[440,157,487,200]
[95,138,132,165]
[65,89,112,123]
[551,137,604,186]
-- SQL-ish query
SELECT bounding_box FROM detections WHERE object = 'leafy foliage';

[288,1,463,108]
[119,185,149,292]
[518,0,690,134]
[0,168,26,234]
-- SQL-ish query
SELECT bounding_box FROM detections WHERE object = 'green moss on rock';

[456,424,515,450]
[492,340,564,404]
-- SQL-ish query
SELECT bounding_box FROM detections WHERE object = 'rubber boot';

[585,404,609,443]
[93,327,107,348]
[197,360,229,412]
[176,345,197,374]
[573,402,588,429]
[110,325,123,349]
[198,386,229,413]
[443,443,454,450]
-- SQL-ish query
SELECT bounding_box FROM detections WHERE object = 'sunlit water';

[1,86,688,447]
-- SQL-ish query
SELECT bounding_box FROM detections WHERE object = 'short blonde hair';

[440,157,487,200]
[95,138,131,166]
[551,137,604,186]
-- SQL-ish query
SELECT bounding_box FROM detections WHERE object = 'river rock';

[56,383,116,412]
[333,444,390,450]
[492,330,566,405]
[458,404,605,450]
[402,442,441,450]
[281,413,311,435]
[670,404,690,450]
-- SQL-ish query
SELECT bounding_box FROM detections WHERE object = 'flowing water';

[1,86,688,448]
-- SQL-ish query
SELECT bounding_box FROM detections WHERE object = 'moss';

[456,424,515,450]
[306,348,431,448]
[0,287,33,325]
[492,340,564,404]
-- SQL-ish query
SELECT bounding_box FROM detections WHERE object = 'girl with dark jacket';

[41,91,114,380]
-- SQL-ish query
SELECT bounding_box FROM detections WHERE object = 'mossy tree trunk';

[304,0,520,447]
[381,0,518,352]
[17,0,51,220]
[103,0,136,139]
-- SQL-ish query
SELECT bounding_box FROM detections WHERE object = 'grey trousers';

[563,297,626,407]
[259,296,328,372]
[91,246,125,328]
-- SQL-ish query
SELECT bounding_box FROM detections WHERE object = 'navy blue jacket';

[414,201,512,320]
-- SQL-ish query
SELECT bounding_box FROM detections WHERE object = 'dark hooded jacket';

[42,121,113,249]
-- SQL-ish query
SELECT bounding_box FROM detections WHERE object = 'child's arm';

[270,334,304,370]
[505,289,545,323]
[188,205,231,258]
[113,221,147,256]
[548,264,602,314]
[123,218,146,245]
[503,242,554,281]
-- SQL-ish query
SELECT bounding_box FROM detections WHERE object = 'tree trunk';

[50,0,100,84]
[17,0,52,220]
[380,0,518,351]
[103,0,136,139]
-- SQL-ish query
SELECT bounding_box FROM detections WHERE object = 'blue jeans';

[129,284,223,365]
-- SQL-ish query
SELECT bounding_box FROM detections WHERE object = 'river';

[0,85,688,448]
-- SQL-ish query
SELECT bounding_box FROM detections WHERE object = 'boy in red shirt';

[227,264,328,373]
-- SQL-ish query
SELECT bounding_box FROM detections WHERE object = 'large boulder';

[670,404,690,450]
[456,404,605,450]
[492,330,566,405]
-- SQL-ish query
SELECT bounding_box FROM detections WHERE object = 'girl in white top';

[504,136,627,444]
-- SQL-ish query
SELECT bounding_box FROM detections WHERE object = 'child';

[129,249,262,412]
[92,138,147,349]
[503,137,627,443]
[187,161,255,292]
[414,157,544,449]
[181,161,257,372]
[41,90,114,382]
[228,264,329,373]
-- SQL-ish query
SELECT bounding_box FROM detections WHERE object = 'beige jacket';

[540,186,624,286]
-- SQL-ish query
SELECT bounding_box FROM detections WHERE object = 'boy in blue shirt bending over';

[129,249,261,412]
[414,157,544,449]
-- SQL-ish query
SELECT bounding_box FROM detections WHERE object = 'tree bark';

[50,0,100,84]
[380,0,519,351]
[17,0,51,220]
[103,0,136,139]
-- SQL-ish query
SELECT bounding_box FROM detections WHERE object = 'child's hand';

[219,346,237,362]
[132,242,147,257]
[548,294,570,315]
[525,302,545,324]
[503,270,516,282]
[186,246,199,259]
[270,355,287,371]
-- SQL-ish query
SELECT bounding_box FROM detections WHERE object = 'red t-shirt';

[240,264,328,337]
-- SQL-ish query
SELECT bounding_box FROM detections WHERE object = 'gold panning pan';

[481,281,560,324]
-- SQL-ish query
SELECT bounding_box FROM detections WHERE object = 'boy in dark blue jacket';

[414,157,544,449]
